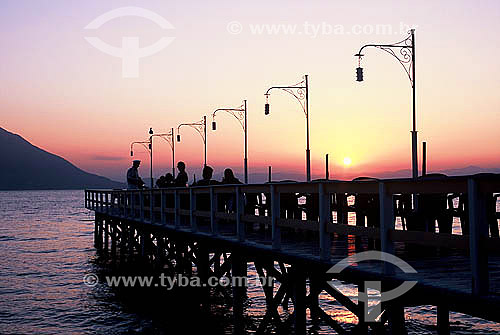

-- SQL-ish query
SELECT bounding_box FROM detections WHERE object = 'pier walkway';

[85,174,500,334]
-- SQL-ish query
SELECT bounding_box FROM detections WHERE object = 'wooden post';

[437,305,450,335]
[268,166,272,182]
[140,191,145,221]
[174,190,180,228]
[379,182,395,273]
[104,218,109,252]
[140,232,145,257]
[232,251,247,332]
[105,193,110,214]
[160,190,166,224]
[210,187,218,235]
[468,178,489,295]
[190,188,198,232]
[422,142,427,176]
[94,216,99,247]
[236,186,245,241]
[129,191,134,218]
[270,184,281,250]
[319,183,331,260]
[110,220,117,258]
[128,224,135,258]
[325,154,329,180]
[292,265,306,334]
[150,190,154,223]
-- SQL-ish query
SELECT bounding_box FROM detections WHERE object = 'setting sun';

[343,157,352,166]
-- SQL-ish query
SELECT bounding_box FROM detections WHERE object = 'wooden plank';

[194,210,211,218]
[385,178,467,195]
[278,219,319,231]
[389,230,468,249]
[242,215,271,225]
[215,212,236,220]
[324,181,378,194]
[179,209,190,216]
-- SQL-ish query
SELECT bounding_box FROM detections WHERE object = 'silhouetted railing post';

[319,183,331,260]
[129,191,134,218]
[210,187,218,235]
[271,184,281,250]
[174,190,180,227]
[468,178,489,295]
[105,192,110,214]
[236,186,245,241]
[160,190,166,224]
[379,182,395,274]
[190,188,198,232]
[149,190,153,223]
[139,191,145,221]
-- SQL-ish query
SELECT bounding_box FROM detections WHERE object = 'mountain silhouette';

[0,127,123,190]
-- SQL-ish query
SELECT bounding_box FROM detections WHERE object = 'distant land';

[245,166,500,183]
[0,127,123,190]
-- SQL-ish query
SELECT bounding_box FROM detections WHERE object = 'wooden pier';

[85,174,500,334]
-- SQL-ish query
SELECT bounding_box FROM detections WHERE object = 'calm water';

[1,190,499,334]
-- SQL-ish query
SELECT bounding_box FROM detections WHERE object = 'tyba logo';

[327,250,417,322]
[84,7,175,78]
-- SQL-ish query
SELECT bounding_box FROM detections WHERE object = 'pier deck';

[85,174,500,334]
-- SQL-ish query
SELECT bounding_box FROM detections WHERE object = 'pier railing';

[85,174,500,295]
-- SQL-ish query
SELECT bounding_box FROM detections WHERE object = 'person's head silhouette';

[177,161,186,172]
[165,173,174,183]
[132,160,141,168]
[223,168,235,181]
[202,166,213,180]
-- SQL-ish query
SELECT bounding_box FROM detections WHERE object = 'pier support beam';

[437,305,450,335]
[232,251,247,334]
[291,265,306,334]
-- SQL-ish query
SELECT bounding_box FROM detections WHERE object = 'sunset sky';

[1,0,499,182]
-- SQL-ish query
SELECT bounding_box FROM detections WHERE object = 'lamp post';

[264,75,310,181]
[130,138,152,188]
[177,116,207,167]
[150,128,176,178]
[355,29,418,179]
[211,100,248,183]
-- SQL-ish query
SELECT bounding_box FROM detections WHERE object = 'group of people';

[126,160,241,190]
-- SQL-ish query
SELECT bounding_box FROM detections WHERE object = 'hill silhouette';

[0,127,123,190]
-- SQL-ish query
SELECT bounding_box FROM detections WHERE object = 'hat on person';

[133,160,141,164]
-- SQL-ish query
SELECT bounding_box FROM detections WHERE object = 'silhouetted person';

[193,166,219,211]
[127,160,145,189]
[220,168,241,213]
[221,168,241,185]
[174,161,188,187]
[193,165,219,186]
[156,172,174,188]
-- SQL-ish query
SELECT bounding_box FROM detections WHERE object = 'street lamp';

[130,138,152,188]
[355,29,418,179]
[264,75,310,181]
[150,128,176,178]
[177,116,207,167]
[211,100,248,183]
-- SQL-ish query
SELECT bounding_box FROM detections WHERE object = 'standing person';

[220,168,241,212]
[174,161,188,187]
[127,160,144,189]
